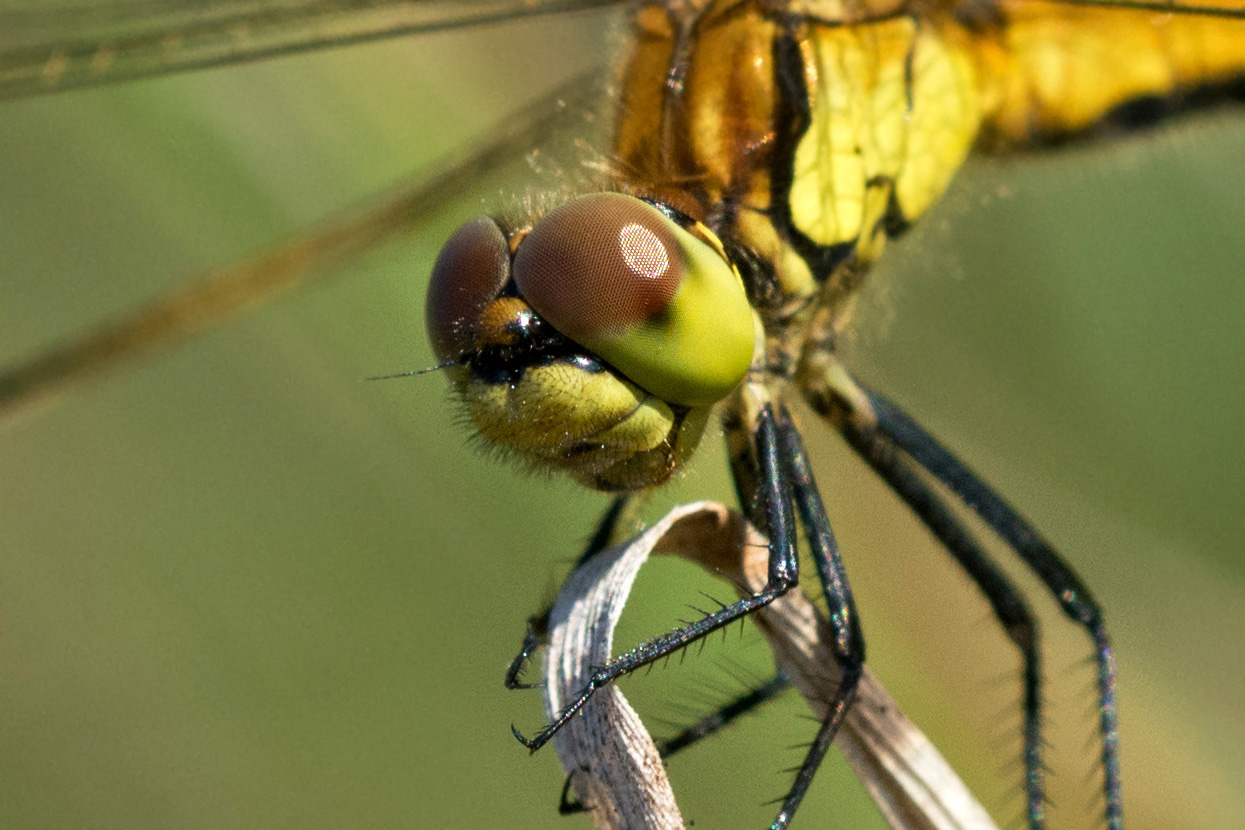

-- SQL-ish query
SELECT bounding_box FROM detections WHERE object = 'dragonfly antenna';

[365,361,455,381]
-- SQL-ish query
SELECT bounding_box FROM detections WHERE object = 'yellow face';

[425,193,756,490]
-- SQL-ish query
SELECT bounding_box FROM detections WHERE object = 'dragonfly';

[1,2,1243,829]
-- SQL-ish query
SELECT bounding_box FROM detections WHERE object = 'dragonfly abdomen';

[971,0,1245,147]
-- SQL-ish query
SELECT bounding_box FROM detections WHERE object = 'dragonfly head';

[425,192,757,491]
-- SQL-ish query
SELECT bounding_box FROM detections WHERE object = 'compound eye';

[424,216,511,362]
[513,193,682,346]
[513,193,755,407]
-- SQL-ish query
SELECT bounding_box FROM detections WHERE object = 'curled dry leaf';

[543,501,999,830]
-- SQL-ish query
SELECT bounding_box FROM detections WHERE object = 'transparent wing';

[0,68,601,425]
[0,0,626,98]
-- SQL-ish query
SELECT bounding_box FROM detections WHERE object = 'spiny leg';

[531,492,792,815]
[836,406,1044,827]
[801,354,1117,829]
[723,394,868,828]
[654,672,791,759]
[528,397,863,828]
[506,495,640,819]
[511,402,800,753]
[856,382,1120,830]
[765,404,865,830]
[511,480,791,817]
[505,495,632,691]
[558,673,794,816]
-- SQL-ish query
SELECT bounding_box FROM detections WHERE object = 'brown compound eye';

[512,192,683,345]
[424,216,511,363]
[512,192,755,408]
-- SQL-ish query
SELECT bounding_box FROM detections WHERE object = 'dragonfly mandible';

[0,1,1240,830]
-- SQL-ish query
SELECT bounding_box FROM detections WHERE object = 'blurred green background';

[0,7,1242,829]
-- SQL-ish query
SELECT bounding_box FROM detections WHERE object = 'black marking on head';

[470,311,605,386]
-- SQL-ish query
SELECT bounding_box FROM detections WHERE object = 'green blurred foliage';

[0,7,1242,830]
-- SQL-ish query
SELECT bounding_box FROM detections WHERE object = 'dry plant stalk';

[543,501,999,830]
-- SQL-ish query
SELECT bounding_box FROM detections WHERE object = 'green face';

[425,192,756,490]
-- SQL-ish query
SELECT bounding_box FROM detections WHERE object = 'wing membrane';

[0,0,625,99]
[0,69,602,425]
[1,0,1239,420]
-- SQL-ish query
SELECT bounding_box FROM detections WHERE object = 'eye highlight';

[513,193,684,345]
[514,193,756,408]
[618,221,671,282]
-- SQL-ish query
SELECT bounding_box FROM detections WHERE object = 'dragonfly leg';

[838,399,1044,828]
[653,672,791,759]
[855,382,1121,830]
[555,673,793,817]
[763,404,866,830]
[511,403,801,754]
[502,615,550,692]
[557,769,590,816]
[800,353,1120,830]
[504,496,631,691]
